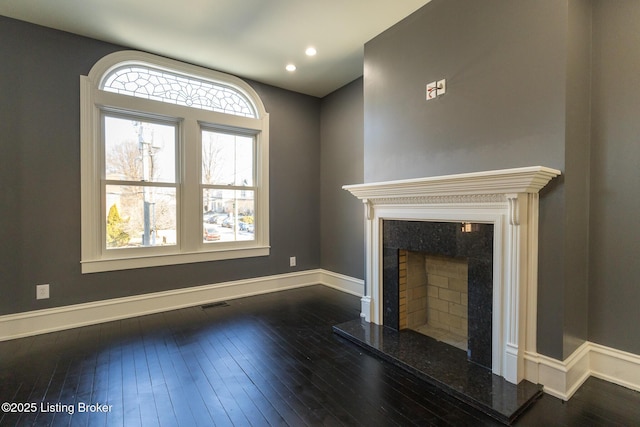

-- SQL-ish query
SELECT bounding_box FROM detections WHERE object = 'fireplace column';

[360,198,375,323]
[503,192,540,384]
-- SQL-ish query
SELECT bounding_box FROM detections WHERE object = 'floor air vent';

[201,301,230,310]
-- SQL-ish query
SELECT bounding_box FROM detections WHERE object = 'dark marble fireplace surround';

[383,220,494,369]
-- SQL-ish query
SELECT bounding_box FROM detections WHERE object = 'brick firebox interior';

[399,250,469,351]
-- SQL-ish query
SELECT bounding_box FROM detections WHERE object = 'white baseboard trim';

[319,270,365,296]
[589,342,640,393]
[525,341,640,400]
[0,269,364,342]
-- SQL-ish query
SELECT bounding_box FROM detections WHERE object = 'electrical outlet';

[426,79,446,100]
[36,284,50,300]
[289,256,297,267]
[426,81,438,100]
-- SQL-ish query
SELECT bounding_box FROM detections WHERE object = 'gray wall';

[320,79,364,279]
[562,0,592,358]
[363,0,596,359]
[363,0,567,182]
[0,17,321,316]
[589,1,640,354]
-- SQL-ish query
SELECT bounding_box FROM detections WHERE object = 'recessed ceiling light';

[286,64,296,72]
[305,47,317,56]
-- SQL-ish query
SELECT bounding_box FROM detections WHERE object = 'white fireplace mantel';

[343,166,561,384]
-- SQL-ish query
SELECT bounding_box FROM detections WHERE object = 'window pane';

[105,116,176,183]
[202,131,253,186]
[106,185,177,248]
[202,189,254,243]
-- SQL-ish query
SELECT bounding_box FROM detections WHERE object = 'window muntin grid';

[101,65,257,118]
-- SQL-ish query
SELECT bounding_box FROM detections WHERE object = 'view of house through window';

[201,130,255,243]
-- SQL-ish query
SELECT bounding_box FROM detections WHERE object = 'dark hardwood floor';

[1,285,639,426]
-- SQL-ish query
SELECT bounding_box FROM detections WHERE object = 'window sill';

[81,246,270,274]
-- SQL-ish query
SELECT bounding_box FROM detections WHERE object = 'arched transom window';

[101,65,257,118]
[80,51,269,273]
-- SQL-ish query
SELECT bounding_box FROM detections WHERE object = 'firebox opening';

[399,250,469,351]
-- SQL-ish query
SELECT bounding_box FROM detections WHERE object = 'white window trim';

[80,51,269,273]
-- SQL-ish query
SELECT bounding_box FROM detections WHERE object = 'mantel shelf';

[343,166,561,201]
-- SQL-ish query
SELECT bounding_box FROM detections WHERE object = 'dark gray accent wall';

[363,0,567,182]
[320,79,364,279]
[363,0,595,360]
[589,1,640,354]
[249,79,322,275]
[0,24,22,308]
[0,16,321,316]
[562,0,592,357]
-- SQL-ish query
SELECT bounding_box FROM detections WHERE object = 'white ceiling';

[0,0,431,97]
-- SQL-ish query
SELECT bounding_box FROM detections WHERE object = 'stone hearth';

[333,319,543,424]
